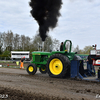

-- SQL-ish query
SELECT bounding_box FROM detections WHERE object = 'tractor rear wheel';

[47,54,70,78]
[27,64,37,75]
[39,66,47,74]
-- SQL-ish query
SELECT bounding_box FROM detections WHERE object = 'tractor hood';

[32,51,51,55]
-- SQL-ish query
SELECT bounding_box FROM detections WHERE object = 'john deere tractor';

[27,40,81,78]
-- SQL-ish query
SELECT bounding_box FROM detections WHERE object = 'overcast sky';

[0,0,100,49]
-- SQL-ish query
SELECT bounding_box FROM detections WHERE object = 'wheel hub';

[29,66,34,72]
[49,58,63,75]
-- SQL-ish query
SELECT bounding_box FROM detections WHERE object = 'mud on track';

[0,68,100,100]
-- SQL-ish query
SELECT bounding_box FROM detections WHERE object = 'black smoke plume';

[29,0,62,41]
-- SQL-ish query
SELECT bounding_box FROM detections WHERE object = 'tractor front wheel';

[27,64,37,75]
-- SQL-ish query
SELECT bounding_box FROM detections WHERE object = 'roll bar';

[63,40,72,53]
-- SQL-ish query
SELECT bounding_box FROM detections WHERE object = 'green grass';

[1,65,27,69]
[0,61,13,63]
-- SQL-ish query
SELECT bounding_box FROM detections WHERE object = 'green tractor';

[27,40,81,78]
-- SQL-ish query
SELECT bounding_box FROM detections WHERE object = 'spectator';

[20,58,24,69]
[87,54,95,75]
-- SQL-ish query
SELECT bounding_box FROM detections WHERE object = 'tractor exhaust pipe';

[42,42,44,51]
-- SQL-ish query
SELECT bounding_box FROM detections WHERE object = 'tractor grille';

[35,55,41,62]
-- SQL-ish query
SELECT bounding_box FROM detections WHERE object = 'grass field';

[0,61,28,69]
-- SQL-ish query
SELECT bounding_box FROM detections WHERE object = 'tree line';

[0,30,60,57]
[0,30,93,57]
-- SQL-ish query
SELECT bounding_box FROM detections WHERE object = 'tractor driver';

[60,42,63,51]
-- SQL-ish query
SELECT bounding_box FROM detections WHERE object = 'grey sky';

[0,0,100,49]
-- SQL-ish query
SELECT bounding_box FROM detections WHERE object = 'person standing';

[87,55,95,75]
[20,58,24,69]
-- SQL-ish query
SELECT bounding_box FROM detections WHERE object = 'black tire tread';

[27,63,37,75]
[39,67,47,74]
[47,54,70,78]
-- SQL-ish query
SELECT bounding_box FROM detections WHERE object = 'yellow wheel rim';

[41,67,46,71]
[49,58,63,75]
[28,66,34,72]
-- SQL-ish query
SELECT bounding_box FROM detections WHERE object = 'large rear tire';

[27,64,37,75]
[47,54,70,78]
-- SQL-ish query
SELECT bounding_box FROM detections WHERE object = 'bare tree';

[2,31,13,51]
[20,35,26,51]
[0,33,3,54]
[73,45,80,54]
[13,34,20,50]
[8,30,13,51]
[2,32,7,51]
[52,39,60,51]
[24,36,31,50]
[32,34,53,52]
[44,36,53,52]
[32,35,42,51]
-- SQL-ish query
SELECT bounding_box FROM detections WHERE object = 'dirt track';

[0,67,100,100]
